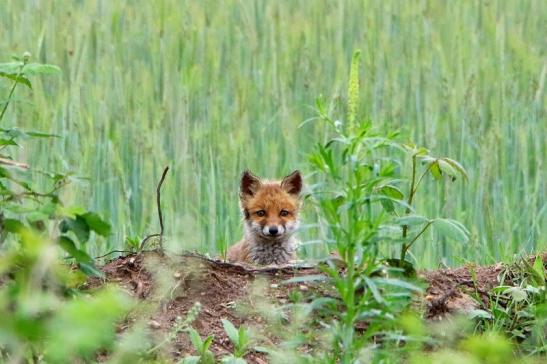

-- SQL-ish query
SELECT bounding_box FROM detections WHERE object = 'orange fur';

[227,171,303,265]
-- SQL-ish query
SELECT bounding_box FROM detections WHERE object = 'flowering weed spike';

[347,49,361,132]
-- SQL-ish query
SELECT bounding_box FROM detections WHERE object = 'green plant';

[221,319,251,361]
[0,53,137,362]
[181,328,215,364]
[472,255,546,354]
[310,50,469,271]
[0,229,134,362]
[300,49,472,362]
[0,53,110,275]
[396,143,469,264]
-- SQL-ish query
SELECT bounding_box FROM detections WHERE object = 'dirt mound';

[86,251,546,362]
[86,252,322,362]
[422,263,504,319]
[423,252,547,319]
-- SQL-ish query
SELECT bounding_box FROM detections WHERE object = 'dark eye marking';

[280,209,290,217]
[256,210,266,217]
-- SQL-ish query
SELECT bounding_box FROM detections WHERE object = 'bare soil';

[86,252,325,363]
[86,251,546,363]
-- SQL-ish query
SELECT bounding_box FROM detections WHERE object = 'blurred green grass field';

[1,0,544,268]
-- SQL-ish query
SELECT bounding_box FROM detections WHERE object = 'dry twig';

[140,166,170,252]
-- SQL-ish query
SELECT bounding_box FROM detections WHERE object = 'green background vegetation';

[1,0,545,267]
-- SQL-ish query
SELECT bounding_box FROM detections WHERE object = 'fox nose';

[268,226,279,235]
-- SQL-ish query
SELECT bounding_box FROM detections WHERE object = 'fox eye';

[256,210,266,217]
[280,210,289,217]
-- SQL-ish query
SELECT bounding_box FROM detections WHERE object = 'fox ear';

[240,170,261,198]
[281,170,303,196]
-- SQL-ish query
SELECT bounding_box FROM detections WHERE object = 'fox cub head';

[240,170,303,241]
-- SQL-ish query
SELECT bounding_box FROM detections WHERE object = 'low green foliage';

[221,319,252,359]
[472,255,546,355]
[0,54,137,363]
[0,54,110,275]
[257,50,466,362]
[0,1,545,359]
[181,318,251,363]
[0,229,134,362]
[257,50,545,363]
[182,328,215,364]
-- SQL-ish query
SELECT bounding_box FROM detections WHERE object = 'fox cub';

[227,170,303,265]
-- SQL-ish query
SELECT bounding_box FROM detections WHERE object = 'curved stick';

[140,166,169,252]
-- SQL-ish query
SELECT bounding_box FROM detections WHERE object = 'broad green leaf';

[180,357,201,364]
[3,218,25,233]
[393,215,430,226]
[524,285,540,294]
[0,127,59,139]
[380,198,395,213]
[14,178,32,191]
[364,276,385,304]
[238,326,249,348]
[1,203,36,213]
[58,236,93,263]
[0,61,23,74]
[420,155,437,164]
[0,138,18,146]
[201,351,215,364]
[189,328,203,350]
[444,218,471,236]
[26,130,60,138]
[39,201,57,216]
[531,255,545,286]
[433,218,469,243]
[384,258,417,277]
[46,288,130,362]
[0,166,10,178]
[379,185,404,200]
[491,286,512,294]
[1,128,30,139]
[78,262,105,278]
[0,72,32,88]
[202,334,214,351]
[81,212,111,237]
[21,63,61,75]
[26,211,50,223]
[468,309,493,320]
[221,357,247,364]
[438,159,458,180]
[222,319,239,345]
[414,147,429,156]
[60,216,90,243]
[56,205,87,219]
[504,287,527,302]
[442,157,469,181]
[429,161,442,180]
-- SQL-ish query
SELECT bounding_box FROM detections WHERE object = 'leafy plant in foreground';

[0,53,110,275]
[220,319,252,363]
[472,255,546,355]
[0,52,135,363]
[182,328,215,364]
[299,50,470,362]
[0,229,133,362]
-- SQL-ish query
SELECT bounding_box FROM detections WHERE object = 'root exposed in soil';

[87,251,546,362]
